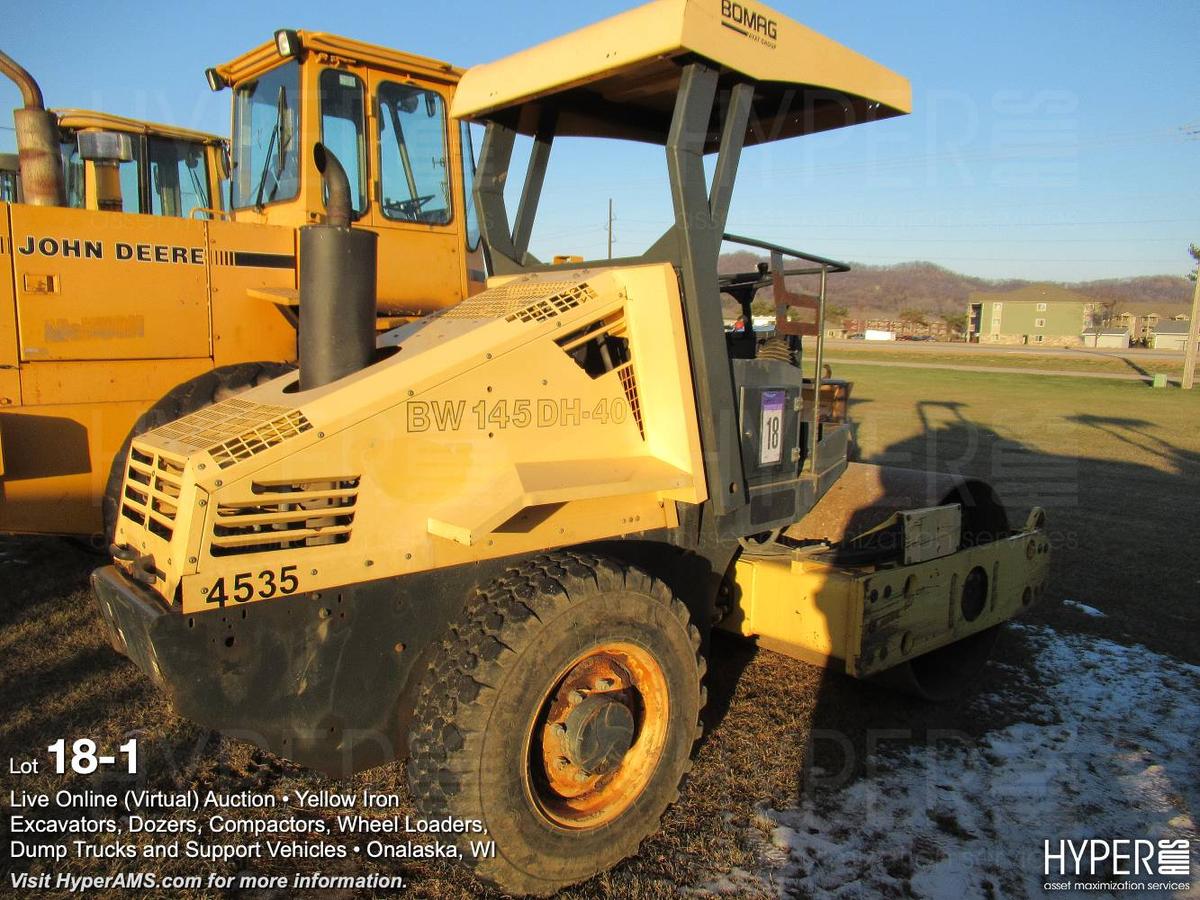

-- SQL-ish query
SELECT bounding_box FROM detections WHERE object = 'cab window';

[232,60,300,209]
[116,158,140,212]
[60,138,86,208]
[378,83,450,224]
[0,168,17,203]
[147,137,211,217]
[461,121,480,250]
[318,69,367,217]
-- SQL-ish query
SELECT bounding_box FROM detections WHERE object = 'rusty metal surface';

[1,50,66,207]
[12,109,65,207]
[0,49,45,109]
[784,462,969,545]
[532,643,668,829]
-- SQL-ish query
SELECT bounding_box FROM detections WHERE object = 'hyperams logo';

[1043,838,1193,892]
[720,0,778,49]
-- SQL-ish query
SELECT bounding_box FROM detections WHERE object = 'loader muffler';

[298,143,377,391]
[0,49,66,206]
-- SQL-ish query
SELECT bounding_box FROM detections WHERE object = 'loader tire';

[102,362,294,545]
[408,551,705,896]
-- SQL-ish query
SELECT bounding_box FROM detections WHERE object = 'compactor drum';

[92,1,1050,893]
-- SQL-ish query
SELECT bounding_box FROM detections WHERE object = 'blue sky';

[3,0,1197,281]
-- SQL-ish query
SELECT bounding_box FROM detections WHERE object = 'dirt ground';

[1,364,1196,898]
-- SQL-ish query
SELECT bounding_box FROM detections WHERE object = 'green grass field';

[825,345,1186,378]
[840,362,1200,662]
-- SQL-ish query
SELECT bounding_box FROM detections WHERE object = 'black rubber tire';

[101,361,294,545]
[407,551,705,897]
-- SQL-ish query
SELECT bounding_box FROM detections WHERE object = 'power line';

[615,216,1195,229]
[539,123,1196,192]
[830,255,1189,264]
[754,237,1188,245]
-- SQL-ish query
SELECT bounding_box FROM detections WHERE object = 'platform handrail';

[722,233,845,475]
[722,233,851,274]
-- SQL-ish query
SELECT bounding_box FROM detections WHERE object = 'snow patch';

[735,625,1200,897]
[1063,599,1106,618]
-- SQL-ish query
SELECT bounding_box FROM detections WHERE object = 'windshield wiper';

[252,124,279,211]
[253,84,289,211]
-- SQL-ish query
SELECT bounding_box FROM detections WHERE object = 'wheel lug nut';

[595,678,614,690]
[568,690,585,705]
[551,723,567,737]
[556,756,570,769]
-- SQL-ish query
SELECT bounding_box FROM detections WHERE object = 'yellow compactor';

[94,1,1050,894]
[0,35,484,540]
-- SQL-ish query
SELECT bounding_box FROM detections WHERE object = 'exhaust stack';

[0,49,66,206]
[298,144,377,390]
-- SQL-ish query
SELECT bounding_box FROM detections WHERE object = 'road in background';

[825,339,1185,362]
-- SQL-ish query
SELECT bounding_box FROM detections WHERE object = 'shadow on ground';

[1,385,1196,898]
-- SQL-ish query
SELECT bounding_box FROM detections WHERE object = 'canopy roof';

[53,110,223,144]
[451,0,910,148]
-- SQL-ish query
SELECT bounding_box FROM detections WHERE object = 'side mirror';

[77,131,134,163]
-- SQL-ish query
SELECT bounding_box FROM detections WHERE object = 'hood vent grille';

[210,477,359,557]
[441,278,595,321]
[120,445,186,540]
[151,398,312,469]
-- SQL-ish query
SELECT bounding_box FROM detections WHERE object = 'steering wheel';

[384,194,436,219]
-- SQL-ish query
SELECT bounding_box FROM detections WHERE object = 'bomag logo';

[720,0,778,47]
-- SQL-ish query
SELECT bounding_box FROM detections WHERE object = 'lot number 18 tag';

[759,390,785,465]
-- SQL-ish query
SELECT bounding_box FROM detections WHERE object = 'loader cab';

[54,110,226,217]
[451,0,910,538]
[210,30,485,315]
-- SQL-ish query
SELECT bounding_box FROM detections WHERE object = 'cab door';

[360,72,463,315]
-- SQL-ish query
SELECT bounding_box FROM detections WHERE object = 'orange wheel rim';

[524,642,669,829]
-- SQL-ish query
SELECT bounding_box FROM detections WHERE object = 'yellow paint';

[111,264,703,612]
[453,0,911,144]
[215,32,477,313]
[0,211,18,369]
[3,34,485,536]
[54,110,226,218]
[56,109,227,145]
[0,399,143,535]
[11,205,211,361]
[724,531,1051,677]
[206,220,296,367]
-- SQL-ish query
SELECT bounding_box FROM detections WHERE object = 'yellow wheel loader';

[1,51,227,217]
[0,35,484,541]
[53,110,227,217]
[93,1,1050,894]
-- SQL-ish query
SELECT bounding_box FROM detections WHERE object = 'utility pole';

[607,198,613,260]
[1183,268,1199,389]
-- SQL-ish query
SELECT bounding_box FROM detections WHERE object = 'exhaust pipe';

[0,49,66,207]
[314,143,351,227]
[298,143,377,391]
